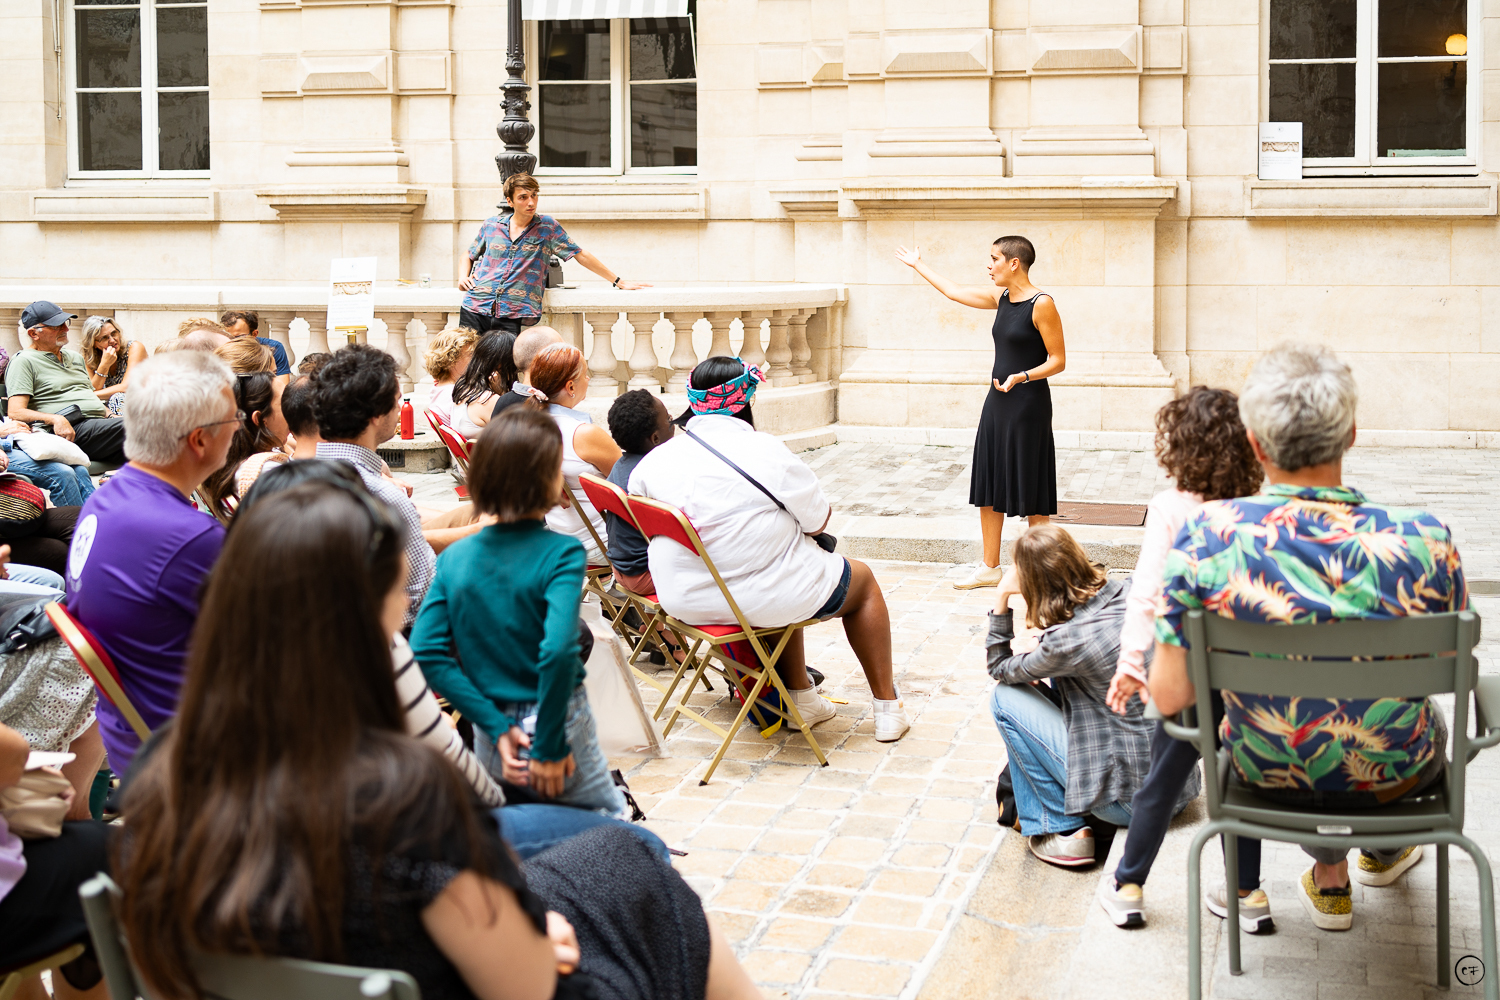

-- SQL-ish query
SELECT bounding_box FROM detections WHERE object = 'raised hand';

[894,245,922,268]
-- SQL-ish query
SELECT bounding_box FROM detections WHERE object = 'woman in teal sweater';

[411,407,625,815]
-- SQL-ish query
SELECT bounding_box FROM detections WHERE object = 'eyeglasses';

[181,410,245,438]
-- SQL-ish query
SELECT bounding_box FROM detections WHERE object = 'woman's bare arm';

[421,871,558,1000]
[894,246,1001,310]
[573,423,621,476]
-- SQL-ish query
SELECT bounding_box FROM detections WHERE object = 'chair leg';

[1438,842,1450,989]
[1225,833,1242,976]
[1450,833,1499,1000]
[1187,822,1222,1000]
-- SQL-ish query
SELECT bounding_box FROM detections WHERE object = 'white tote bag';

[579,598,661,756]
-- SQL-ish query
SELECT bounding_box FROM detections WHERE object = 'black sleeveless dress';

[969,291,1058,516]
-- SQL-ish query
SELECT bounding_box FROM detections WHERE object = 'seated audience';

[604,388,674,596]
[1098,387,1265,929]
[0,499,79,581]
[986,524,1194,869]
[80,315,146,416]
[492,326,563,417]
[0,721,109,1000]
[1150,344,1462,933]
[214,336,275,376]
[113,481,752,1000]
[282,353,332,459]
[0,418,95,506]
[7,301,127,467]
[199,369,290,522]
[412,408,624,814]
[422,326,480,427]
[66,351,235,773]
[220,309,294,377]
[630,357,910,741]
[449,332,516,439]
[529,344,615,565]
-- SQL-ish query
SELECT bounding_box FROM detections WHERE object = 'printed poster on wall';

[1258,122,1303,180]
[327,257,377,335]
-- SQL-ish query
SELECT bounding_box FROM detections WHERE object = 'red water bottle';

[399,397,414,440]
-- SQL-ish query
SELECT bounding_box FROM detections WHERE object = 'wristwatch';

[612,276,622,288]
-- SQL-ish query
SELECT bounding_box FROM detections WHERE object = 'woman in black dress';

[896,235,1067,589]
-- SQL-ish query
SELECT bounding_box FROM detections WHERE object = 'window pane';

[157,6,207,88]
[631,83,695,167]
[158,90,209,170]
[76,8,141,88]
[1378,61,1466,156]
[1269,0,1357,59]
[539,84,610,167]
[1269,63,1356,158]
[78,91,142,170]
[1380,0,1466,57]
[630,9,695,80]
[539,19,610,81]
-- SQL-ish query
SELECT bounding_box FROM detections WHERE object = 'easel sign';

[328,257,377,344]
[1258,122,1302,180]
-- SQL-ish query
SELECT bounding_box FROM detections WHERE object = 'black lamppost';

[495,0,536,207]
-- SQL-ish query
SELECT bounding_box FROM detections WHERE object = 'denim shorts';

[813,557,853,621]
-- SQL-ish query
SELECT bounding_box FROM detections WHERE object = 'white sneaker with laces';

[872,691,910,742]
[785,684,836,730]
[953,562,1006,590]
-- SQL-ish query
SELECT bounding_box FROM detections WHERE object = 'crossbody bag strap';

[682,427,804,530]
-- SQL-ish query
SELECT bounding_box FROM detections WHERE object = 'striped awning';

[522,0,688,18]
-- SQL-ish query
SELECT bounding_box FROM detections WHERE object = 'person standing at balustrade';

[458,172,651,335]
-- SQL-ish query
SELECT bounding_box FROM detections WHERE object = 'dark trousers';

[8,505,79,577]
[458,309,525,336]
[1114,721,1263,892]
[72,415,126,466]
[0,820,107,986]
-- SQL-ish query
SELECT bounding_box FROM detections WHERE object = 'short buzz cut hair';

[468,407,564,520]
[993,235,1036,270]
[1238,343,1358,472]
[503,171,541,203]
[310,344,401,441]
[123,351,236,466]
[513,326,563,375]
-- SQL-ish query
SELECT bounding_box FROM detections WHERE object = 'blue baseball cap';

[20,301,76,329]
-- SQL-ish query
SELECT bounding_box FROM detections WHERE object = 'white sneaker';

[785,684,836,730]
[1028,828,1095,868]
[953,562,1005,590]
[872,692,910,742]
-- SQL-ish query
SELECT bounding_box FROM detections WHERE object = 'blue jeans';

[3,443,94,507]
[474,686,626,817]
[495,805,669,863]
[989,682,1133,836]
[3,565,64,593]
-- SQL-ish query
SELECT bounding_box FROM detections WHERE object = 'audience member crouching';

[629,356,910,742]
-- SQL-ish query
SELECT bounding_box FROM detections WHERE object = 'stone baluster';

[551,311,586,353]
[705,311,737,360]
[260,311,298,371]
[308,323,331,355]
[788,308,814,383]
[664,312,700,391]
[585,311,621,398]
[741,312,769,370]
[764,311,794,384]
[376,313,414,392]
[626,311,663,390]
[412,312,451,408]
[0,309,21,359]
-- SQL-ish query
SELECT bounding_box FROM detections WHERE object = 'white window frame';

[65,0,211,180]
[1261,0,1480,176]
[527,17,697,177]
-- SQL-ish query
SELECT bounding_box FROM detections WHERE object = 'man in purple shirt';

[66,351,238,772]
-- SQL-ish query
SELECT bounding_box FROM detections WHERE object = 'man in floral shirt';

[1150,344,1465,933]
[458,172,648,334]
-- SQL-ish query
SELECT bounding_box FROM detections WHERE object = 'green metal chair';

[0,944,85,1000]
[78,874,422,1000]
[1165,609,1499,1000]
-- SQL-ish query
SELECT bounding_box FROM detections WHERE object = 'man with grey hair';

[1149,344,1467,934]
[7,300,127,465]
[66,350,237,773]
[490,325,564,418]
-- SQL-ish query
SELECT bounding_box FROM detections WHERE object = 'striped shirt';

[393,635,503,807]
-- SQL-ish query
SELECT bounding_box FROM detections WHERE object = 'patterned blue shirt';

[462,213,581,319]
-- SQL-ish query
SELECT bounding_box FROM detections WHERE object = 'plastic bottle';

[399,397,414,440]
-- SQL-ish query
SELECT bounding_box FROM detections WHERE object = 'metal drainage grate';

[375,449,405,469]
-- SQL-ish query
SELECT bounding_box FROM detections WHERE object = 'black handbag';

[682,428,838,552]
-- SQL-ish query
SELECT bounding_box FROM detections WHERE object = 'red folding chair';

[623,494,828,784]
[423,408,471,500]
[559,479,625,625]
[44,601,150,742]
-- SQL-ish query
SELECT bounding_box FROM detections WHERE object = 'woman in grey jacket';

[987,524,1198,869]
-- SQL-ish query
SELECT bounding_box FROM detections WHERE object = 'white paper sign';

[1259,122,1303,180]
[327,257,377,334]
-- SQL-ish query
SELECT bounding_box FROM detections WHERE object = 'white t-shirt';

[628,414,841,627]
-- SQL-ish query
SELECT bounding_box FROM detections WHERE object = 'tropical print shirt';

[462,213,581,319]
[1156,483,1466,792]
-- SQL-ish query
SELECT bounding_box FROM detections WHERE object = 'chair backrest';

[561,481,610,569]
[1184,608,1481,824]
[45,601,151,741]
[423,409,470,472]
[79,874,423,1000]
[578,472,638,530]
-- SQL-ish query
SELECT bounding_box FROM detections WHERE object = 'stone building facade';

[2,0,1497,443]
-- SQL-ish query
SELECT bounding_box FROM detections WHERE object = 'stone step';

[829,513,1145,569]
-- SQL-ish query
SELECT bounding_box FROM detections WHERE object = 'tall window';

[71,0,210,175]
[1266,0,1476,171]
[533,2,696,173]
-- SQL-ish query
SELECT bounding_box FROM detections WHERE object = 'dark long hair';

[113,483,500,999]
[674,355,755,427]
[200,373,282,523]
[454,332,518,405]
